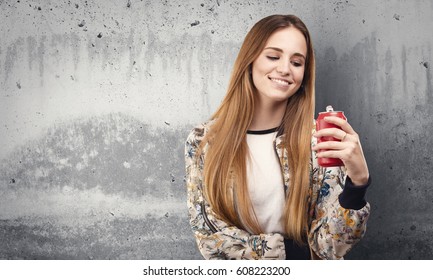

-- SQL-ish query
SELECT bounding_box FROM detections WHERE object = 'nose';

[276,59,291,75]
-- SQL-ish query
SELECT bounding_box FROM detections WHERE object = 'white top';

[246,129,285,234]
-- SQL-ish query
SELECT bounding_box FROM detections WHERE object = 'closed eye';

[266,56,279,61]
[291,61,303,67]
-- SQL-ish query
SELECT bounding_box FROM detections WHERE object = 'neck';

[249,98,287,131]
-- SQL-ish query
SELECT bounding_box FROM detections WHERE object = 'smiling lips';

[268,76,292,87]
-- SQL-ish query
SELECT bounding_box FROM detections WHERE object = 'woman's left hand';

[312,116,369,186]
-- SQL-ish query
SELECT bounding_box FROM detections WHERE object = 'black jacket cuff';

[283,238,311,260]
[338,176,371,210]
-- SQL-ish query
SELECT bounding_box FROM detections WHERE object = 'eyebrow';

[264,47,306,60]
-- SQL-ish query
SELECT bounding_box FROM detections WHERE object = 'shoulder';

[186,119,215,145]
[185,120,215,165]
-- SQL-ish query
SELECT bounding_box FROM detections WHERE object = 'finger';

[314,128,348,140]
[312,141,346,151]
[316,149,345,159]
[324,116,356,134]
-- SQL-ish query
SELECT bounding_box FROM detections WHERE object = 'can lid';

[325,105,334,112]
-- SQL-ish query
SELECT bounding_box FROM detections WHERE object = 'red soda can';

[316,105,347,167]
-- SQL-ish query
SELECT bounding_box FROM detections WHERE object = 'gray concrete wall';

[0,0,431,259]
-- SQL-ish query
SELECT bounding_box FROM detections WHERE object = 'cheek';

[251,57,271,76]
[251,65,264,87]
[293,68,306,83]
[251,69,258,88]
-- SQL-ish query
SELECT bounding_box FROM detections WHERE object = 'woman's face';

[251,27,307,104]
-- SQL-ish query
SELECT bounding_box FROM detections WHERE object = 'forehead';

[264,27,307,56]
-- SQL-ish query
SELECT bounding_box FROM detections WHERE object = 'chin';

[274,90,299,100]
[256,87,300,103]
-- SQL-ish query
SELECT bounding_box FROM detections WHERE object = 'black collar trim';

[247,127,279,135]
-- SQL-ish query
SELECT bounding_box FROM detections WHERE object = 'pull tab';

[325,105,334,112]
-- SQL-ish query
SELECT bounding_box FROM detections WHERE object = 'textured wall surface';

[0,0,432,259]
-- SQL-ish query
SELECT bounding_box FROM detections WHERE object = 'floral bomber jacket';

[184,120,370,260]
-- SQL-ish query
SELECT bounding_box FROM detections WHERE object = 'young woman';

[185,14,371,260]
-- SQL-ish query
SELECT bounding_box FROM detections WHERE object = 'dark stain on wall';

[4,38,24,84]
[0,113,201,259]
[316,34,433,260]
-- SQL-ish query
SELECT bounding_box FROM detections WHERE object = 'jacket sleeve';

[308,136,371,260]
[185,126,285,260]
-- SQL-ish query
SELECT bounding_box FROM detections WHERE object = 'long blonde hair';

[199,14,315,244]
